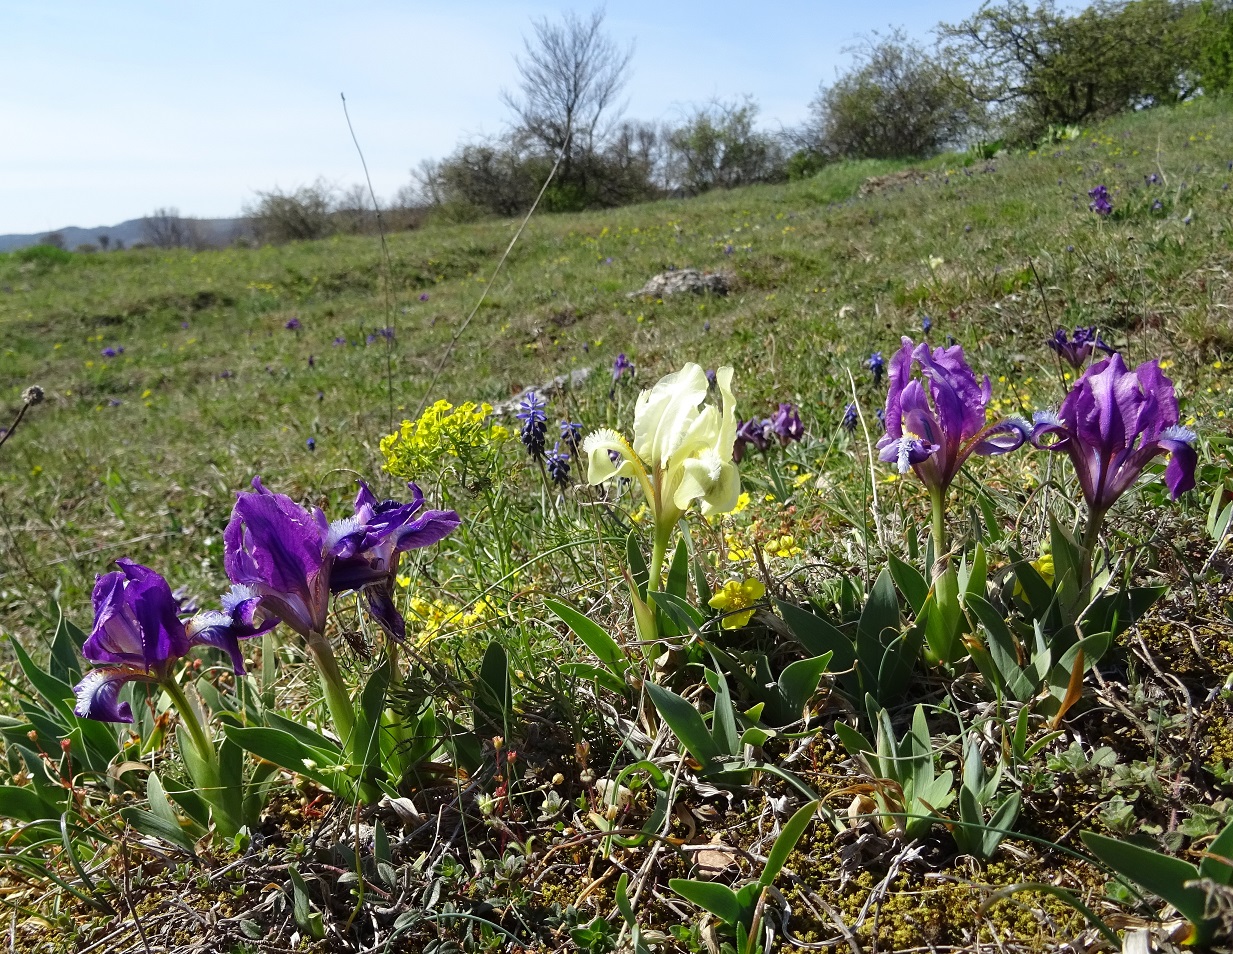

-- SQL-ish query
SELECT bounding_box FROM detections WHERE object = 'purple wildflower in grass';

[877,337,1028,495]
[306,437,316,451]
[706,368,717,388]
[333,336,346,346]
[73,559,275,721]
[559,420,583,452]
[704,320,711,332]
[724,244,734,255]
[1047,326,1114,369]
[1030,353,1197,515]
[770,403,804,445]
[875,408,886,431]
[1184,214,1192,225]
[419,293,430,301]
[1152,199,1164,211]
[1145,173,1160,185]
[867,351,885,386]
[101,347,118,358]
[546,443,571,488]
[181,321,190,329]
[516,391,548,460]
[308,355,315,367]
[1088,185,1112,216]
[842,402,858,432]
[733,417,772,463]
[922,315,933,334]
[285,317,301,331]
[612,353,633,382]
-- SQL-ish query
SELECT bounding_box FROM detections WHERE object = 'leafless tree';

[142,208,203,249]
[501,8,633,168]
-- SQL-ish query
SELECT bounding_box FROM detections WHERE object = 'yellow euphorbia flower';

[709,578,766,630]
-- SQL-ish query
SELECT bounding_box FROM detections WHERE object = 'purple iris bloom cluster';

[734,403,804,462]
[72,559,276,723]
[867,352,885,387]
[546,443,571,488]
[517,391,548,460]
[1047,326,1114,369]
[1088,185,1113,216]
[74,480,460,721]
[877,337,1028,494]
[1031,354,1196,512]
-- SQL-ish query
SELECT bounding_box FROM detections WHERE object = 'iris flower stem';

[305,631,357,749]
[1080,506,1107,590]
[161,676,215,768]
[649,525,670,596]
[929,487,948,576]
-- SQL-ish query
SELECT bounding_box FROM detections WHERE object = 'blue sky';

[2,1,983,234]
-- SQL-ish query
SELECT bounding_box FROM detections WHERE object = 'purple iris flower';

[329,482,462,640]
[770,403,804,445]
[1030,353,1197,512]
[73,559,275,722]
[1088,185,1112,216]
[733,418,772,463]
[612,353,633,382]
[1046,326,1114,369]
[224,477,458,642]
[867,352,885,386]
[877,337,1028,493]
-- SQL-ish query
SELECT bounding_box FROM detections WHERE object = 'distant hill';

[0,217,248,253]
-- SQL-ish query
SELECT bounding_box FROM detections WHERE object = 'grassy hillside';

[2,98,1233,952]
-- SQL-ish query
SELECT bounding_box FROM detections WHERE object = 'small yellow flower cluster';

[709,578,766,630]
[405,595,495,645]
[381,400,508,481]
[763,534,801,558]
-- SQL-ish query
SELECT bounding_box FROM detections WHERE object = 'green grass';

[3,97,1233,952]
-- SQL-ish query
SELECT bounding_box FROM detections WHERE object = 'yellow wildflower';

[709,578,766,630]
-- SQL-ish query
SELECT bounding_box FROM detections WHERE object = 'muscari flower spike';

[73,559,276,722]
[876,337,1029,495]
[516,391,548,460]
[842,402,858,433]
[1030,352,1197,513]
[545,442,571,488]
[867,351,885,386]
[559,420,583,452]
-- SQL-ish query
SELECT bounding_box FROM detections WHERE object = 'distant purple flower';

[108,398,122,407]
[877,337,1028,494]
[517,391,548,460]
[612,353,633,382]
[1047,326,1113,369]
[366,333,376,344]
[724,244,734,255]
[545,443,571,488]
[733,418,772,463]
[703,320,711,332]
[602,257,613,265]
[181,321,190,330]
[377,327,394,340]
[306,437,316,451]
[219,370,234,379]
[419,293,430,301]
[1151,199,1164,212]
[921,315,933,334]
[867,352,885,386]
[333,336,346,346]
[1031,354,1196,512]
[101,347,118,358]
[842,403,858,433]
[875,408,886,431]
[559,420,583,452]
[285,317,301,331]
[705,369,717,388]
[1145,173,1160,186]
[308,355,315,367]
[770,403,804,445]
[73,559,275,722]
[1088,185,1112,216]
